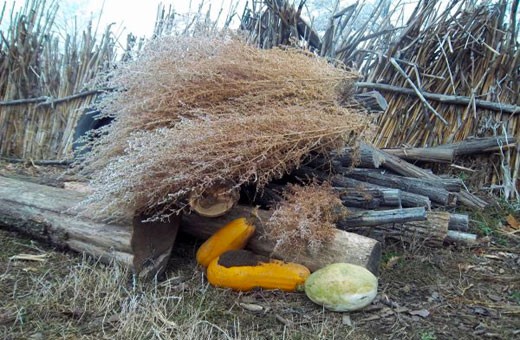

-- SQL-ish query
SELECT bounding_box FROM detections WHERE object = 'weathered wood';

[345,211,473,247]
[339,187,401,209]
[354,91,388,112]
[331,174,432,208]
[0,176,133,265]
[360,142,488,209]
[337,207,427,229]
[345,168,456,205]
[331,143,386,168]
[181,205,382,275]
[383,136,516,163]
[0,176,178,278]
[445,230,478,245]
[383,211,450,247]
[188,181,240,217]
[383,147,454,163]
[132,213,180,279]
[448,213,469,232]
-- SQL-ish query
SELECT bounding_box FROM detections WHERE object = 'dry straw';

[78,34,370,221]
[265,183,347,258]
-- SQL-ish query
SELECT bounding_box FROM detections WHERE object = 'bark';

[181,205,382,275]
[358,142,488,209]
[345,168,457,205]
[337,207,427,228]
[0,175,179,278]
[383,136,516,163]
[339,187,401,209]
[331,174,432,208]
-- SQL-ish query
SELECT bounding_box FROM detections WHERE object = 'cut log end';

[189,182,240,218]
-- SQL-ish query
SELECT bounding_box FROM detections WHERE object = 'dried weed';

[265,183,348,258]
[78,33,370,220]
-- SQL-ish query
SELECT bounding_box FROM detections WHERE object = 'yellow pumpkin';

[206,250,310,292]
[196,218,255,267]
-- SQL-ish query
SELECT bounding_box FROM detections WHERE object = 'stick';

[389,58,448,124]
[355,82,520,114]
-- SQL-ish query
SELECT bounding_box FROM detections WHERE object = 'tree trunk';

[0,175,179,279]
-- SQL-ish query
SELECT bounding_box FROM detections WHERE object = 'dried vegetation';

[266,183,347,257]
[78,34,370,220]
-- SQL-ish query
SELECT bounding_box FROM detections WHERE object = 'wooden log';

[331,174,432,208]
[337,207,427,229]
[383,147,454,163]
[345,168,456,206]
[345,212,473,247]
[339,187,401,209]
[0,175,179,278]
[0,176,133,265]
[181,205,382,275]
[385,211,451,247]
[331,143,386,169]
[448,213,469,232]
[359,142,488,209]
[383,136,516,163]
[188,181,240,217]
[445,230,478,245]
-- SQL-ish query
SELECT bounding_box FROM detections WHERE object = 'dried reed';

[244,0,519,199]
[78,34,370,220]
[0,0,116,160]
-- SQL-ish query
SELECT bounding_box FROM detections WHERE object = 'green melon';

[304,263,378,312]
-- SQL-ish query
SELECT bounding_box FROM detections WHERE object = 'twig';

[389,58,449,125]
[355,82,520,114]
[0,157,72,165]
[0,89,108,107]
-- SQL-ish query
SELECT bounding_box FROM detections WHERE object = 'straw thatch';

[0,0,117,160]
[77,33,370,221]
[242,0,519,199]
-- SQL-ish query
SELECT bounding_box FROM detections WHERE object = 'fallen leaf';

[239,303,264,313]
[9,254,48,262]
[409,309,430,318]
[506,215,519,229]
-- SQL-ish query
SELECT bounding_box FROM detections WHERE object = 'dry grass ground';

[1,222,518,340]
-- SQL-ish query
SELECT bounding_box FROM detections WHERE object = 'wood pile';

[0,136,507,279]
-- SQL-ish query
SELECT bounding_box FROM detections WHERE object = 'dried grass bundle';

[78,34,370,220]
[265,183,347,257]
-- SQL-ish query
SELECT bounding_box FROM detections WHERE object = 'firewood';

[0,175,178,279]
[344,168,457,206]
[331,175,432,208]
[357,142,488,209]
[188,181,240,217]
[383,136,516,163]
[337,207,427,229]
